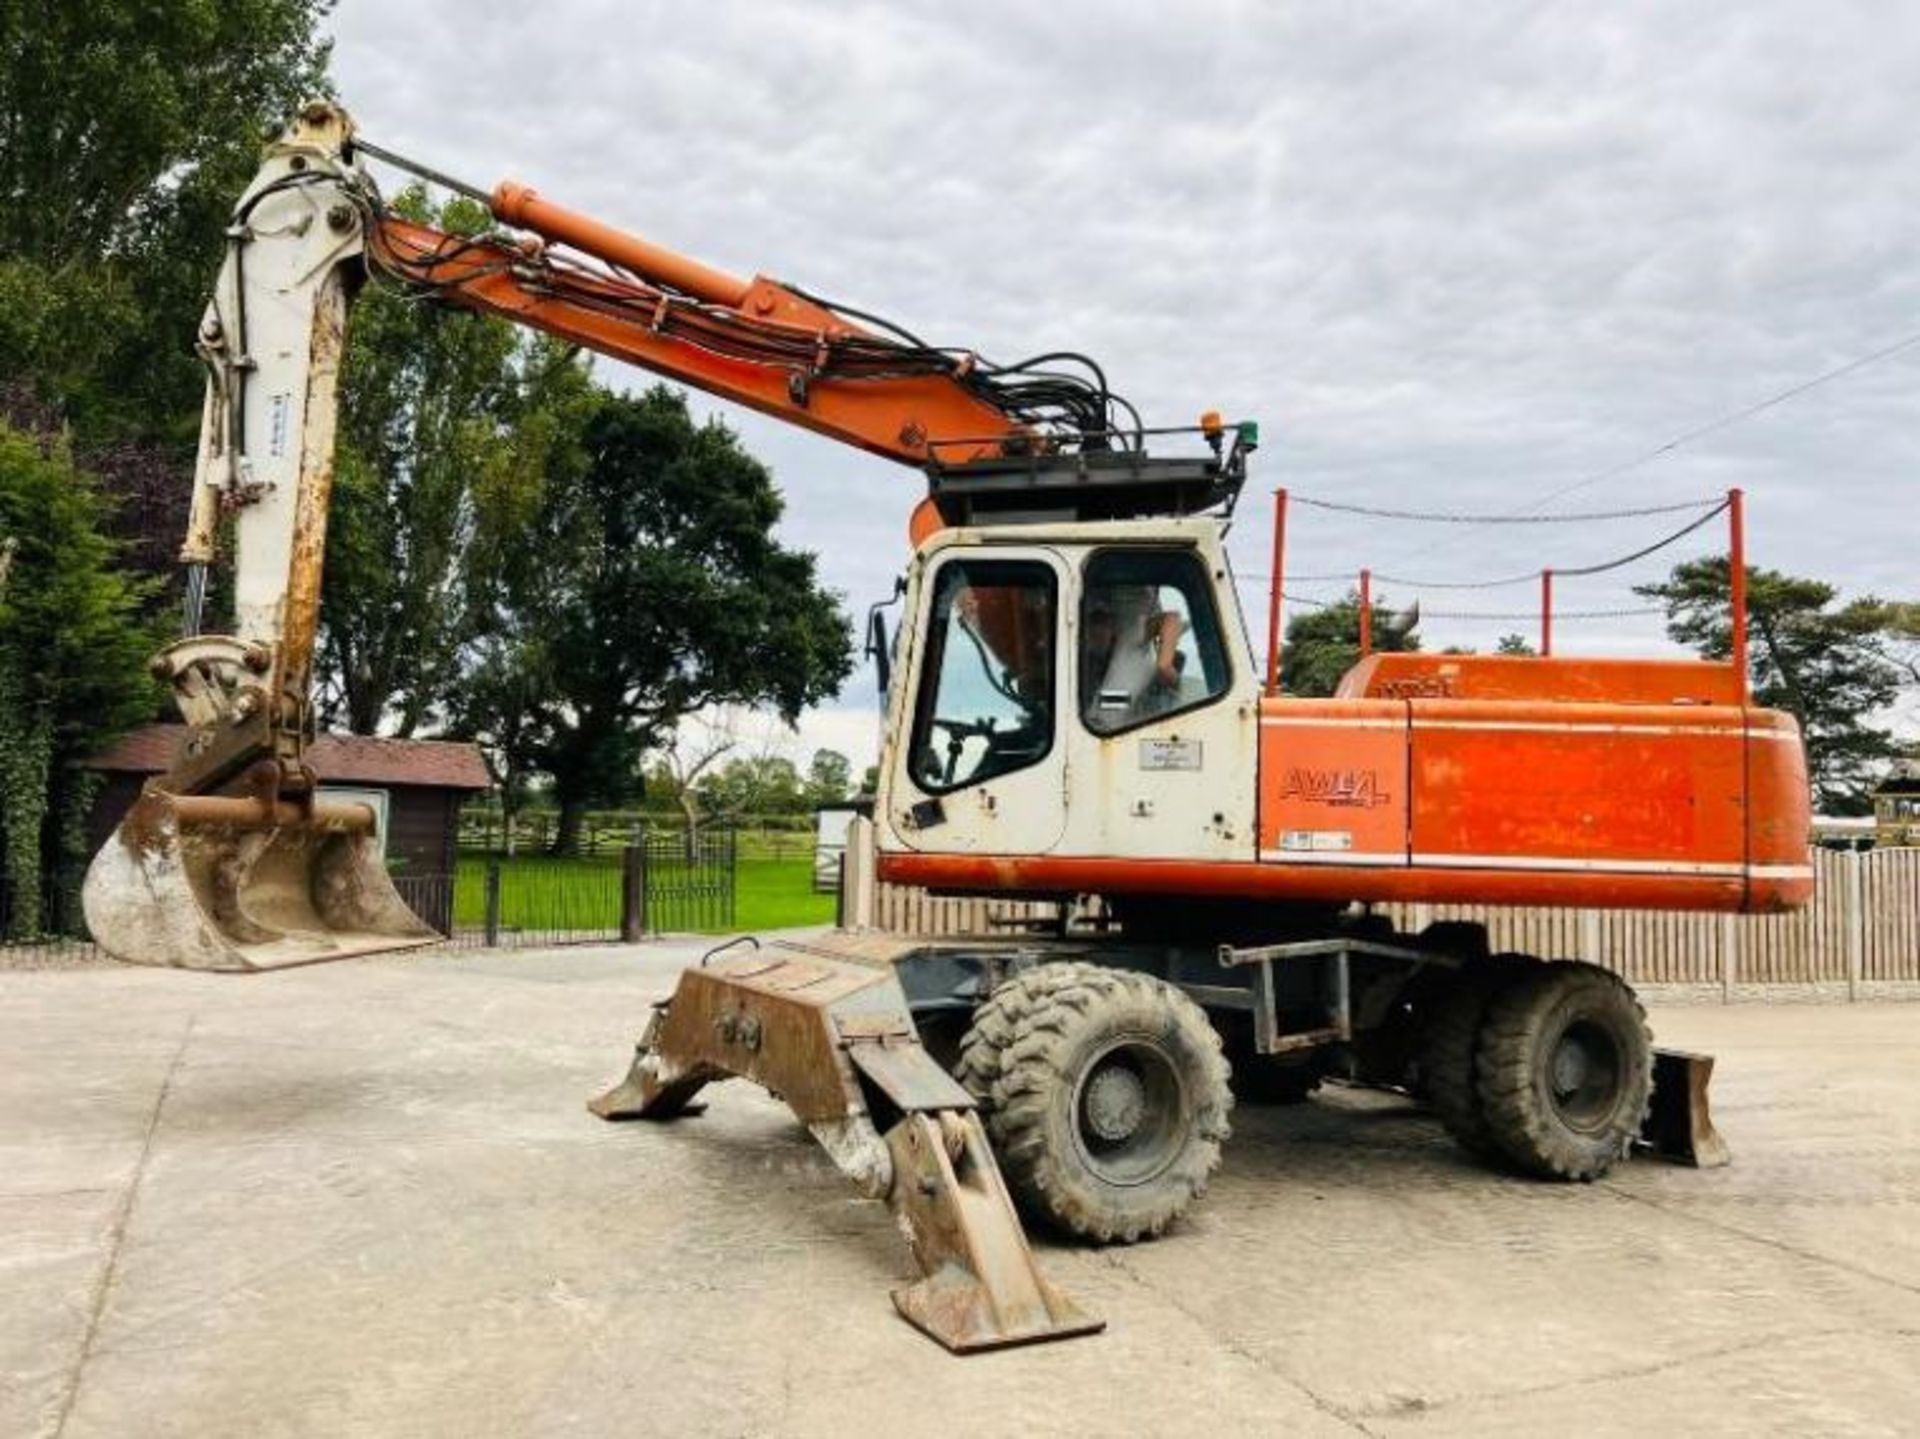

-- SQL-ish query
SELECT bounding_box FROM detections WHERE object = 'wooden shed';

[1873,760,1920,849]
[87,726,492,929]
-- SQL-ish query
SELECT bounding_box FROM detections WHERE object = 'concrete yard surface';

[3,941,1917,1438]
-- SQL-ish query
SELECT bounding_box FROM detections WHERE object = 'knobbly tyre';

[86,102,1802,1353]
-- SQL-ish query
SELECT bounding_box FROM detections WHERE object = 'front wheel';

[1475,961,1653,1181]
[958,963,1232,1243]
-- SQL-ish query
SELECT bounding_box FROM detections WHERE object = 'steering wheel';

[926,715,997,786]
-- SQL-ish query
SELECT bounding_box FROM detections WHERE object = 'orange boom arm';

[367,194,1029,469]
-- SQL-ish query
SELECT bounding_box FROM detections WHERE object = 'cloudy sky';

[329,1,1920,765]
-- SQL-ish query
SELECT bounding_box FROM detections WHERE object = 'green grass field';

[450,853,834,934]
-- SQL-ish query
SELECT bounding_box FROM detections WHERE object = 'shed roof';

[1876,759,1920,796]
[89,725,493,791]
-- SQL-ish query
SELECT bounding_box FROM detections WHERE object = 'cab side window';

[1080,549,1230,735]
[908,559,1057,792]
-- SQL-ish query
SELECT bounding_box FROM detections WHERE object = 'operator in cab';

[1083,582,1185,730]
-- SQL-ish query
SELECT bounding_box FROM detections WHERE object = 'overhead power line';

[1237,496,1730,593]
[1521,326,1920,513]
[1364,322,1920,573]
[1288,494,1720,524]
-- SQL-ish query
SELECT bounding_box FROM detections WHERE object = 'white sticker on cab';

[1139,738,1202,771]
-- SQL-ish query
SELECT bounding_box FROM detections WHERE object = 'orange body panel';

[1338,652,1743,705]
[1253,682,1810,912]
[1256,700,1408,862]
[1405,699,1748,868]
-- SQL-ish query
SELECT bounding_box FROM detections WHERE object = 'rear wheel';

[1420,954,1528,1159]
[958,962,1232,1243]
[1475,961,1653,1181]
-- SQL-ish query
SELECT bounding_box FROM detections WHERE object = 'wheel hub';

[1083,1063,1147,1142]
[1551,1039,1591,1095]
[1547,1017,1623,1130]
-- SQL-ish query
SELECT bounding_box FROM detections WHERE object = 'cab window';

[909,559,1057,793]
[1080,549,1231,735]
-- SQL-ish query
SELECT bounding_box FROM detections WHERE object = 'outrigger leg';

[590,943,1101,1352]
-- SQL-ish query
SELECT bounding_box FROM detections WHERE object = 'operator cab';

[878,516,1259,866]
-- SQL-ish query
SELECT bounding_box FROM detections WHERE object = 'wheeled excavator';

[84,103,1813,1353]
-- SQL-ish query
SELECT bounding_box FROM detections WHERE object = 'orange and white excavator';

[85,103,1811,1352]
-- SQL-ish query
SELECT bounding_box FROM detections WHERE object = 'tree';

[0,0,334,444]
[0,423,158,935]
[456,385,853,854]
[804,749,854,808]
[650,711,741,845]
[1495,633,1538,656]
[1636,558,1902,813]
[1280,591,1420,697]
[699,755,806,820]
[1881,601,1920,690]
[320,190,562,736]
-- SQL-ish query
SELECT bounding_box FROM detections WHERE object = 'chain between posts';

[1252,488,1744,669]
[1287,493,1725,523]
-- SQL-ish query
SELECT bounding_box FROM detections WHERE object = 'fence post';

[841,817,877,929]
[1720,912,1738,1003]
[621,844,646,943]
[483,858,502,948]
[726,826,737,931]
[1846,848,1865,1001]
[1582,909,1603,966]
[1266,487,1288,694]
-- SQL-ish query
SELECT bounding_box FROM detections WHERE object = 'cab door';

[883,547,1070,855]
[1058,542,1258,861]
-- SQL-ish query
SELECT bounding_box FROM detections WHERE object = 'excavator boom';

[82,100,1109,973]
[373,201,1026,468]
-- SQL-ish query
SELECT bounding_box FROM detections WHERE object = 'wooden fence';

[458,808,816,861]
[846,840,1920,997]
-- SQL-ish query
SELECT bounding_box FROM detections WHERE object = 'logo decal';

[1280,767,1391,808]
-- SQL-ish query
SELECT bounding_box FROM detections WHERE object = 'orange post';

[1728,488,1747,702]
[1540,569,1554,656]
[1359,569,1373,657]
[1265,488,1288,694]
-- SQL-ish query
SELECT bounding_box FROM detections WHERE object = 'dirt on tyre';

[1475,960,1653,1181]
[953,961,1080,1106]
[1419,954,1528,1160]
[958,962,1232,1243]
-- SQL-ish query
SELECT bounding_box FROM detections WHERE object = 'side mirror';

[865,605,892,695]
[865,575,907,698]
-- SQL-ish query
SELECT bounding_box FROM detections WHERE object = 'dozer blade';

[82,788,439,973]
[591,941,1103,1352]
[1637,1047,1732,1168]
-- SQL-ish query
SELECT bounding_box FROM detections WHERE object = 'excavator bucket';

[591,935,1102,1352]
[82,785,439,973]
